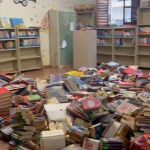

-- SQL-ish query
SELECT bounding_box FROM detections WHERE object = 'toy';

[14,0,36,7]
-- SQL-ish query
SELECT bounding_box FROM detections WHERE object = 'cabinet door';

[59,11,76,66]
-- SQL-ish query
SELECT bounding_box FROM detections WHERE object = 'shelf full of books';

[17,28,42,72]
[137,7,150,68]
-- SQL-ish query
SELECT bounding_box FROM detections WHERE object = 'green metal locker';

[49,10,76,67]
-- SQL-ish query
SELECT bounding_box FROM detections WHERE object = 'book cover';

[81,98,101,112]
[0,87,11,98]
[82,138,100,150]
[0,17,11,28]
[23,94,41,102]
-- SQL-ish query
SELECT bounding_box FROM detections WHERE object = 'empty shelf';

[115,54,135,56]
[138,44,150,47]
[0,57,17,63]
[20,55,41,60]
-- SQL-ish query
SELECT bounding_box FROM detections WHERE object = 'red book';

[0,87,11,98]
[118,81,135,88]
[81,98,101,111]
[123,67,137,75]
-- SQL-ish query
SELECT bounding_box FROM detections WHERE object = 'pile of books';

[0,87,12,118]
[0,41,16,49]
[20,39,40,47]
[0,30,15,39]
[115,30,135,38]
[67,126,89,144]
[136,108,150,134]
[19,30,39,37]
[139,37,150,44]
[97,30,112,38]
[67,97,108,122]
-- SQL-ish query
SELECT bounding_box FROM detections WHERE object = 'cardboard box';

[41,130,65,150]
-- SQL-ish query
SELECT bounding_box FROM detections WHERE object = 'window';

[96,0,140,27]
[109,0,132,25]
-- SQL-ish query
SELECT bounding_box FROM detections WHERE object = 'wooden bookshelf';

[96,27,113,63]
[17,28,42,72]
[0,28,18,73]
[0,28,43,73]
[96,26,136,65]
[113,27,136,65]
[137,7,150,68]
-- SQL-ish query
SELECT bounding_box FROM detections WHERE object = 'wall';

[0,0,95,66]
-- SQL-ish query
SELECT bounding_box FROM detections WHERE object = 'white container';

[41,130,65,150]
[44,103,70,122]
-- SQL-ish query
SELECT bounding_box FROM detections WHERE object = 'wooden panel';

[73,30,97,69]
[97,55,112,63]
[139,8,150,25]
[0,61,18,73]
[20,58,42,71]
[115,47,135,55]
[138,55,150,68]
[97,47,112,55]
[49,10,59,67]
[20,48,41,56]
[115,56,135,66]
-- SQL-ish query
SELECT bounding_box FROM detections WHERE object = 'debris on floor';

[0,62,150,150]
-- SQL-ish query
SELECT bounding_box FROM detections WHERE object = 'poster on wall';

[14,0,36,7]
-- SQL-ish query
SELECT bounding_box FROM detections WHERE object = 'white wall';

[0,0,95,66]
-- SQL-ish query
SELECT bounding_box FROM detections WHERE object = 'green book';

[23,94,41,102]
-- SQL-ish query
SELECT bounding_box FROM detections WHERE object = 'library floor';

[0,66,149,150]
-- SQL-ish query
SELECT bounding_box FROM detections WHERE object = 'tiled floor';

[0,66,149,149]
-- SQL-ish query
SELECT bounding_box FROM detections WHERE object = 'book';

[45,85,68,103]
[62,144,82,150]
[0,87,11,97]
[10,18,24,27]
[81,98,101,112]
[89,123,103,139]
[82,138,100,150]
[102,121,122,138]
[23,94,41,102]
[0,17,11,28]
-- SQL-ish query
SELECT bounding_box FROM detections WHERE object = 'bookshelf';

[17,28,42,72]
[96,27,113,63]
[113,27,136,66]
[137,7,150,68]
[0,28,42,73]
[0,28,18,73]
[96,26,136,65]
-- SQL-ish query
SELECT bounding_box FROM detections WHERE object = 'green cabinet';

[49,10,76,67]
